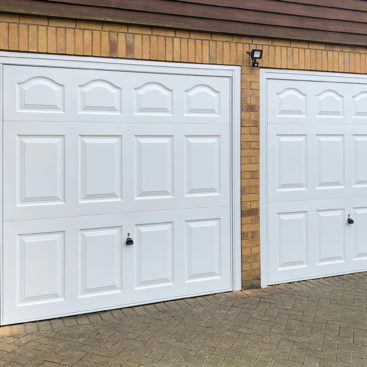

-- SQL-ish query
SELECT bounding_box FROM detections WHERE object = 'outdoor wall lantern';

[247,49,263,67]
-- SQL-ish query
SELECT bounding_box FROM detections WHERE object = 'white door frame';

[260,68,367,288]
[0,52,242,317]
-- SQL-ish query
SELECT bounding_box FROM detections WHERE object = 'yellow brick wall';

[1,13,367,288]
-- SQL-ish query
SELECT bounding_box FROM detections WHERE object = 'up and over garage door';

[0,54,241,325]
[262,70,367,286]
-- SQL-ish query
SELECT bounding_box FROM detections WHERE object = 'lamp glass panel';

[253,50,262,59]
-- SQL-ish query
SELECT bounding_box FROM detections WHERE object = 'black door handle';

[347,215,354,225]
[125,233,134,246]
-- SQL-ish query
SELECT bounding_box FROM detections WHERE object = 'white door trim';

[231,63,242,291]
[260,68,268,288]
[0,52,242,323]
[260,68,367,288]
[0,62,3,314]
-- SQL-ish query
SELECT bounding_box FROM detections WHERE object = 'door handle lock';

[347,215,354,225]
[125,233,134,246]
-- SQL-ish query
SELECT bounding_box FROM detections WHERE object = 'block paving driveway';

[0,273,366,366]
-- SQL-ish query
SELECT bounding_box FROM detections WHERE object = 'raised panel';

[186,219,221,281]
[17,77,64,113]
[135,222,173,288]
[352,135,367,188]
[353,92,367,117]
[18,232,64,304]
[79,80,122,114]
[79,227,122,296]
[276,88,306,117]
[79,136,122,202]
[317,135,344,189]
[276,135,307,191]
[135,136,173,199]
[277,212,308,270]
[185,136,220,196]
[18,136,65,205]
[185,85,220,116]
[353,208,367,260]
[316,90,344,117]
[135,82,173,115]
[317,209,345,264]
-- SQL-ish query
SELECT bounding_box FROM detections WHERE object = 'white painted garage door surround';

[261,69,367,286]
[0,52,241,325]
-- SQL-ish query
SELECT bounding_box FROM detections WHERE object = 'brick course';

[1,12,367,288]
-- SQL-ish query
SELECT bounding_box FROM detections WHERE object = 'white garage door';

[262,70,367,285]
[1,59,238,324]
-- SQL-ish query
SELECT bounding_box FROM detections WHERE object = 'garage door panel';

[5,125,229,221]
[350,201,367,266]
[276,211,308,271]
[316,209,346,265]
[2,64,234,324]
[73,215,131,311]
[133,81,173,117]
[268,199,351,283]
[4,66,231,124]
[183,207,231,291]
[78,79,122,116]
[17,135,65,206]
[268,204,311,282]
[352,209,367,261]
[3,66,127,122]
[185,218,222,282]
[182,125,230,208]
[126,207,231,301]
[312,85,348,122]
[267,80,315,124]
[2,214,130,324]
[274,134,308,193]
[268,125,311,202]
[316,134,345,190]
[185,85,220,117]
[352,134,367,190]
[267,78,367,124]
[134,222,174,289]
[129,124,230,212]
[268,124,360,202]
[314,88,345,120]
[126,74,230,124]
[72,69,127,122]
[3,122,71,221]
[129,76,175,123]
[352,90,367,119]
[3,220,69,324]
[79,135,123,203]
[184,135,221,197]
[266,71,367,285]
[17,231,65,305]
[3,209,232,324]
[134,135,174,200]
[127,74,230,124]
[76,127,128,217]
[79,226,123,297]
[181,76,230,124]
[3,66,67,120]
